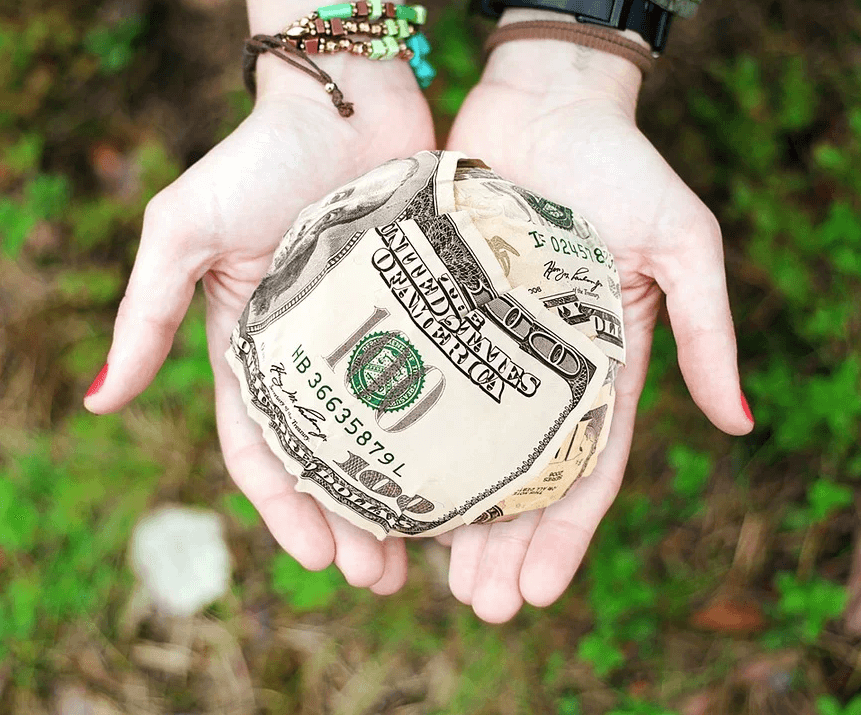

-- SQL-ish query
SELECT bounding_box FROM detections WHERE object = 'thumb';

[84,191,212,414]
[655,212,754,436]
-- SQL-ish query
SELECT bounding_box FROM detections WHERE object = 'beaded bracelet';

[243,2,434,118]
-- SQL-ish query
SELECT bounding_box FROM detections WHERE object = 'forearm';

[484,8,646,115]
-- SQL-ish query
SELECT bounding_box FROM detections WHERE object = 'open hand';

[84,55,434,593]
[442,28,754,622]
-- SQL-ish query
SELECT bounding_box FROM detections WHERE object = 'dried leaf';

[691,595,765,633]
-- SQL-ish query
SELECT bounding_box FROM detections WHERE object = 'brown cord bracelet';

[243,34,355,116]
[484,20,657,76]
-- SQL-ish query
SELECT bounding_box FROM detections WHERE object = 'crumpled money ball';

[227,151,624,538]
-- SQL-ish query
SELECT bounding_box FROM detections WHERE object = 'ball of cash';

[227,151,624,538]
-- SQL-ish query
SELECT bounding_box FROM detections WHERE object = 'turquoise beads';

[406,32,435,88]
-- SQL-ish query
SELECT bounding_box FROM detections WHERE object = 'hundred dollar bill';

[228,150,621,536]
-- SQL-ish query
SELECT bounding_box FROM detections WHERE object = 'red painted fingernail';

[86,363,109,398]
[741,390,754,424]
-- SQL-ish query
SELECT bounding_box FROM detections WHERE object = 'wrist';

[253,50,421,105]
[484,8,644,114]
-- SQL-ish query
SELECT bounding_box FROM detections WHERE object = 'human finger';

[469,509,542,623]
[448,523,492,605]
[327,512,388,588]
[654,210,754,436]
[83,190,211,414]
[370,537,409,595]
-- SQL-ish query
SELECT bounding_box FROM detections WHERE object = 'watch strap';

[470,0,673,54]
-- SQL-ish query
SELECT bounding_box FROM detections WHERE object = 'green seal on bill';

[347,331,425,413]
[515,187,575,230]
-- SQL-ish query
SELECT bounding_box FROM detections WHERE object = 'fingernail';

[741,390,754,424]
[86,363,109,398]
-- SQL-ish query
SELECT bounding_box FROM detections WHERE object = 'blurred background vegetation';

[1,0,860,712]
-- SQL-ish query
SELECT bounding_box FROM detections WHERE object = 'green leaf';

[749,357,861,457]
[0,496,39,552]
[430,5,481,118]
[432,7,481,82]
[832,246,861,279]
[0,197,36,258]
[813,143,848,172]
[848,106,861,141]
[437,86,469,118]
[816,200,861,251]
[816,695,843,715]
[222,492,260,528]
[811,359,861,438]
[769,249,813,304]
[781,505,813,532]
[158,356,213,393]
[608,697,680,715]
[847,452,861,480]
[775,572,847,641]
[807,478,853,523]
[668,445,713,498]
[134,139,181,202]
[56,268,123,304]
[779,57,816,130]
[84,16,146,74]
[69,197,126,250]
[24,172,70,221]
[6,576,40,640]
[270,552,343,612]
[61,337,111,379]
[576,631,624,676]
[557,694,582,715]
[3,133,44,174]
[719,55,766,116]
[803,301,853,341]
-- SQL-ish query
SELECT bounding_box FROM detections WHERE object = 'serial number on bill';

[284,347,407,477]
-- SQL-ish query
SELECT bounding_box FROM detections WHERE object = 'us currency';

[228,151,621,536]
[450,163,626,365]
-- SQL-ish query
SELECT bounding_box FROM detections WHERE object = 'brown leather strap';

[485,20,656,75]
[243,34,355,117]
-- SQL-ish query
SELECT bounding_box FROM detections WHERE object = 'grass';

[1,0,859,712]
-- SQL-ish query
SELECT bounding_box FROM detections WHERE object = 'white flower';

[129,506,231,617]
